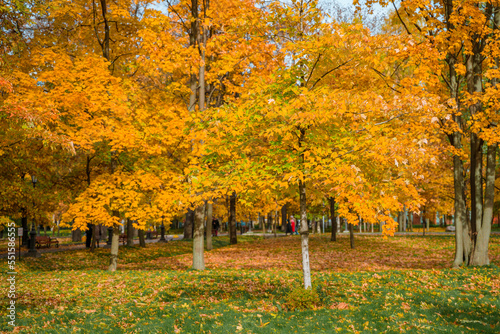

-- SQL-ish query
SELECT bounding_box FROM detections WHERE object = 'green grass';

[1,235,499,333]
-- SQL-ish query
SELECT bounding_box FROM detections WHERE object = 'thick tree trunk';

[126,218,134,247]
[72,228,82,242]
[330,197,337,241]
[470,145,496,265]
[108,226,120,272]
[299,179,311,289]
[349,221,354,249]
[138,229,146,248]
[281,204,287,232]
[193,203,206,270]
[206,201,213,250]
[184,209,194,239]
[90,224,98,251]
[229,192,237,244]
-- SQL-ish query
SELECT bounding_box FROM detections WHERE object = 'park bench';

[445,226,456,232]
[119,234,127,245]
[35,236,59,249]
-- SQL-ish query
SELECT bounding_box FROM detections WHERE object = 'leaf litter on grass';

[1,235,499,333]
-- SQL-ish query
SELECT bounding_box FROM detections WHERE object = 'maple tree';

[362,0,500,266]
[199,0,448,287]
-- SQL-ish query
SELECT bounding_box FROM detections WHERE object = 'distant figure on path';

[291,216,297,235]
[286,219,292,235]
[212,218,220,236]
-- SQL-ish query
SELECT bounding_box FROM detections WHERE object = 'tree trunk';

[108,226,120,272]
[470,144,496,265]
[260,212,265,238]
[281,204,287,232]
[330,197,336,241]
[349,221,354,249]
[90,224,98,251]
[126,218,134,247]
[206,201,213,250]
[298,179,312,289]
[403,207,408,232]
[267,212,272,234]
[229,192,237,244]
[274,210,277,238]
[184,209,194,239]
[409,212,413,232]
[138,229,146,248]
[193,203,206,270]
[72,228,82,242]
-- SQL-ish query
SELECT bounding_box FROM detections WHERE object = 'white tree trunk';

[299,179,311,289]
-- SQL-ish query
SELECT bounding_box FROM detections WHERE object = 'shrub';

[284,287,321,311]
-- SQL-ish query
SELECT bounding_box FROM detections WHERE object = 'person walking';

[286,219,291,235]
[212,218,220,237]
[290,216,297,235]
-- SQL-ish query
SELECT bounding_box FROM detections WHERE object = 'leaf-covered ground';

[1,235,499,333]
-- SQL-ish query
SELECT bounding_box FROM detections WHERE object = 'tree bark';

[184,209,194,239]
[281,204,287,232]
[90,224,98,251]
[299,179,311,289]
[470,144,496,265]
[229,192,237,244]
[108,226,120,271]
[260,212,265,238]
[193,203,206,270]
[138,229,146,248]
[349,221,354,249]
[206,201,213,250]
[126,218,134,247]
[330,197,337,241]
[72,228,82,242]
[273,210,277,238]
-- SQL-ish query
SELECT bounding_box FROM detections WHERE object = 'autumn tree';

[366,0,500,266]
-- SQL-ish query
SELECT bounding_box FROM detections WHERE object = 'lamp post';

[27,175,40,258]
[158,215,167,242]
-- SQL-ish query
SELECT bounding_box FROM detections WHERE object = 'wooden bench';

[35,236,59,249]
[119,234,127,245]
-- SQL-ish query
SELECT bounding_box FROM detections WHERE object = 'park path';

[3,230,499,258]
[0,235,184,259]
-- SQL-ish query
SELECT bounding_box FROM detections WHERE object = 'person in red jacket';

[291,216,296,235]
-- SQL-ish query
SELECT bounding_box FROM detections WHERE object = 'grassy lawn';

[1,235,499,333]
